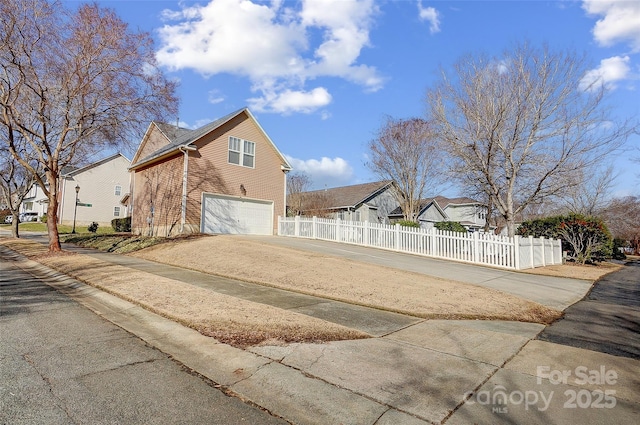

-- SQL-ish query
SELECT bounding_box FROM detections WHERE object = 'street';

[0,251,286,425]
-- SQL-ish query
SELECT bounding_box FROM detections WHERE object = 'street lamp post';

[72,184,80,234]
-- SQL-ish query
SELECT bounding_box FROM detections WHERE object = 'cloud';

[418,1,440,34]
[582,0,640,51]
[285,155,354,188]
[208,89,225,104]
[579,55,631,91]
[156,0,382,114]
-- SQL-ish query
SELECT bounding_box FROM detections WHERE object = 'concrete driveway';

[247,235,594,310]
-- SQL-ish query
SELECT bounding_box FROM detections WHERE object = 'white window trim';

[114,206,121,217]
[115,185,122,196]
[228,136,255,168]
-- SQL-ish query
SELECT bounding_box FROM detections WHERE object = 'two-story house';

[57,153,131,226]
[129,107,292,237]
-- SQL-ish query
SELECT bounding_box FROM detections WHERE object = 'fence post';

[514,235,520,270]
[529,236,535,269]
[294,215,300,237]
[431,227,437,256]
[312,216,317,239]
[363,220,369,247]
[540,236,546,267]
[395,223,400,251]
[277,216,282,235]
[336,218,342,242]
[473,232,479,264]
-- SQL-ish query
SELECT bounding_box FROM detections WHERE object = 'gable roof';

[130,107,292,171]
[61,153,130,177]
[297,180,393,210]
[389,195,482,217]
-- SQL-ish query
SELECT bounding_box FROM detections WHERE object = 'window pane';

[229,137,240,151]
[115,185,122,196]
[229,151,240,164]
[243,153,254,168]
[244,140,255,155]
[114,207,120,217]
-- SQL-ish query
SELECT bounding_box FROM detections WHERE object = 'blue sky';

[88,0,638,195]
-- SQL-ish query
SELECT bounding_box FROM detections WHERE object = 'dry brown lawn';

[521,261,623,281]
[131,235,562,324]
[1,239,368,347]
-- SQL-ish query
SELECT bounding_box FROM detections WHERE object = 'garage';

[201,193,274,235]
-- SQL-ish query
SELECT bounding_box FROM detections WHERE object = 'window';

[114,206,120,217]
[228,136,255,168]
[115,185,122,196]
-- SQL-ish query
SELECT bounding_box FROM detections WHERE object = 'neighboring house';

[389,196,490,231]
[19,182,48,220]
[290,181,399,224]
[129,107,292,237]
[57,153,131,226]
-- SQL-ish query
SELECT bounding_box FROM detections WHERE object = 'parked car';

[4,215,13,224]
[19,212,38,222]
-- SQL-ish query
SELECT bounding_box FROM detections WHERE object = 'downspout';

[179,145,197,233]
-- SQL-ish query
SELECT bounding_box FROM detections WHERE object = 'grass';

[61,233,168,254]
[1,222,115,234]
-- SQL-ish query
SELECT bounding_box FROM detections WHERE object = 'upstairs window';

[228,136,255,168]
[115,185,122,196]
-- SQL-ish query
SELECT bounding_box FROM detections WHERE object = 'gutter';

[179,145,198,233]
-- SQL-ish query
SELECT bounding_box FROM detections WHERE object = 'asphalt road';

[0,251,287,425]
[537,260,640,359]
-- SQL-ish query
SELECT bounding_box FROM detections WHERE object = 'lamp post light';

[72,184,80,234]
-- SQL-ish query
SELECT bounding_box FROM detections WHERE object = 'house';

[389,196,489,231]
[290,181,399,224]
[57,153,131,226]
[129,107,291,237]
[19,182,48,220]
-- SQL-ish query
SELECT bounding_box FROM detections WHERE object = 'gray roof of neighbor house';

[130,107,292,171]
[295,180,393,210]
[61,153,129,177]
[388,195,482,217]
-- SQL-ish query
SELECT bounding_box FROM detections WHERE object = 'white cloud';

[579,55,631,91]
[156,0,382,114]
[418,1,440,34]
[285,155,354,188]
[583,0,640,51]
[208,89,225,104]
[248,87,332,114]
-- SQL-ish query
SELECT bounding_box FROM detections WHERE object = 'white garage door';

[201,193,273,235]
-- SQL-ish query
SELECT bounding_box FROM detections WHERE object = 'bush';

[87,222,99,233]
[612,238,627,261]
[41,213,47,223]
[434,221,467,233]
[517,214,613,264]
[397,220,420,228]
[111,216,131,232]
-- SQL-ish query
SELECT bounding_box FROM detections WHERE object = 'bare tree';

[602,195,640,254]
[0,143,38,238]
[428,42,633,236]
[287,171,311,216]
[0,0,178,251]
[560,165,617,216]
[367,117,442,221]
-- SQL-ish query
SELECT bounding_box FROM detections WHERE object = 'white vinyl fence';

[278,216,562,270]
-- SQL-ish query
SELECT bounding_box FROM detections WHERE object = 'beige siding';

[132,154,183,236]
[59,155,130,226]
[186,113,286,233]
[133,124,172,163]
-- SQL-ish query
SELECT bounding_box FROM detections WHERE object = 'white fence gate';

[278,216,562,270]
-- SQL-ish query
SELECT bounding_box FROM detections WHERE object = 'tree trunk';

[46,171,61,252]
[11,213,19,238]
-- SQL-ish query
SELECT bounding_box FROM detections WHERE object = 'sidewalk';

[2,233,639,424]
